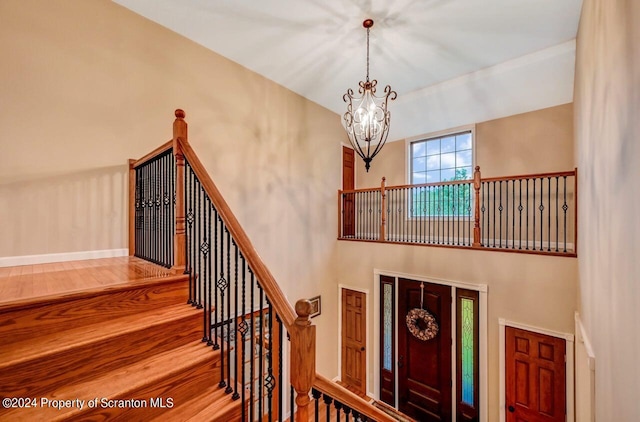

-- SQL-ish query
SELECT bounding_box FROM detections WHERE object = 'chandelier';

[343,19,397,172]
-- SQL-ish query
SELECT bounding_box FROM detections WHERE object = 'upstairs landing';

[0,256,178,309]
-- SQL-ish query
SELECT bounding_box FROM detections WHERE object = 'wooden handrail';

[341,168,577,195]
[313,375,396,422]
[177,136,297,328]
[480,169,576,183]
[132,139,173,168]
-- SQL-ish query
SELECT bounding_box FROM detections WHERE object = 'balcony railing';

[338,167,577,256]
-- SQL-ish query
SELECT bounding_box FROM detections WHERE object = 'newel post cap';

[295,299,313,326]
[175,109,186,119]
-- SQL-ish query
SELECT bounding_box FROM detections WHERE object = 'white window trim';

[405,124,477,186]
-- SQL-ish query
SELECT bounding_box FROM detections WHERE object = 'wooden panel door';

[398,278,452,421]
[342,288,366,394]
[506,327,566,422]
[342,146,355,237]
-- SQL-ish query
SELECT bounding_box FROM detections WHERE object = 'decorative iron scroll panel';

[134,149,175,268]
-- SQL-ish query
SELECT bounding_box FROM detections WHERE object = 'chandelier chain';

[366,27,370,82]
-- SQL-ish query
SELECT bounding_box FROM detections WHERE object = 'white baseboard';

[0,249,128,267]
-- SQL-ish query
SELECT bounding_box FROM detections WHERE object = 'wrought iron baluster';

[527,178,530,250]
[353,409,361,422]
[201,195,209,342]
[556,176,559,252]
[206,199,213,345]
[239,256,247,422]
[266,300,274,421]
[457,184,461,246]
[532,178,537,250]
[344,405,351,422]
[492,181,496,247]
[225,228,233,394]
[540,178,544,251]
[184,162,193,305]
[501,180,505,248]
[259,285,264,420]
[335,400,343,422]
[211,207,219,349]
[324,394,333,421]
[548,177,551,251]
[195,181,201,306]
[312,389,321,421]
[504,180,507,248]
[512,180,515,249]
[233,241,240,400]
[250,271,256,422]
[218,219,227,388]
[278,313,283,422]
[481,182,486,247]
[142,163,147,261]
[519,179,523,250]
[563,176,568,252]
[171,151,176,267]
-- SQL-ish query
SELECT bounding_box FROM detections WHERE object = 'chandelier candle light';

[343,19,397,172]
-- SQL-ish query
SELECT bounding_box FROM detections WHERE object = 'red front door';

[398,278,452,421]
[505,327,566,422]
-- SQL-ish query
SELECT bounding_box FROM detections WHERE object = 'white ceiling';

[113,0,583,140]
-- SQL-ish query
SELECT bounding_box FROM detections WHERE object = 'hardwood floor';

[0,256,175,306]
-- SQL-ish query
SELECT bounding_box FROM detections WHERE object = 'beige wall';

[574,0,640,420]
[0,0,345,375]
[356,103,574,188]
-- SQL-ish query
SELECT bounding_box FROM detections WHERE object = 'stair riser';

[65,350,223,422]
[0,279,189,344]
[0,311,201,399]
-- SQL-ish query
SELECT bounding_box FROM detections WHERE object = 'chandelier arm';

[348,134,368,163]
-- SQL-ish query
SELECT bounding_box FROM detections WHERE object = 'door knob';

[360,346,365,351]
[508,405,515,413]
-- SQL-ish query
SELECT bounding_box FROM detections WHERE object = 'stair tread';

[0,303,200,368]
[1,337,221,421]
[0,273,188,314]
[149,384,242,422]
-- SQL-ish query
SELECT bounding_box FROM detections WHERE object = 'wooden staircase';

[0,262,241,421]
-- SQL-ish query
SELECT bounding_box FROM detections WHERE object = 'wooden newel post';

[173,109,187,273]
[128,159,136,256]
[473,166,481,247]
[380,177,386,241]
[290,299,316,421]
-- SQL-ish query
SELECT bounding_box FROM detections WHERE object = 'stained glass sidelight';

[461,297,474,405]
[383,283,393,371]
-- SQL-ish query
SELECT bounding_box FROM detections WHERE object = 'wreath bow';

[405,282,439,341]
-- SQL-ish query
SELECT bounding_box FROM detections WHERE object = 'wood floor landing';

[0,256,177,308]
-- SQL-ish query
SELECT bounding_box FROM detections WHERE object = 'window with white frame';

[409,130,474,218]
[410,130,473,184]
